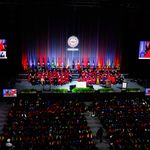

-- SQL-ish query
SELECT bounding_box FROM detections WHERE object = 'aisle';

[84,102,110,150]
[0,102,11,134]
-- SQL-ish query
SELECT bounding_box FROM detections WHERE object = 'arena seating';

[0,97,95,150]
[92,96,150,150]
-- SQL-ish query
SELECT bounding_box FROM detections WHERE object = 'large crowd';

[0,92,149,150]
[0,97,95,150]
[92,96,150,150]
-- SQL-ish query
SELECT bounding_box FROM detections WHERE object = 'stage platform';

[14,78,145,93]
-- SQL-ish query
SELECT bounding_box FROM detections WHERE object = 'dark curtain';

[21,8,122,70]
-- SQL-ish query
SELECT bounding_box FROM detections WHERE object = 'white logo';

[67,36,79,48]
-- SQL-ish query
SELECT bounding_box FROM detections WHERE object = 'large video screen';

[3,89,17,97]
[145,88,150,96]
[138,41,150,59]
[0,39,7,59]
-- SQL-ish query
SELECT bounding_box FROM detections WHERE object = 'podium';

[105,80,111,88]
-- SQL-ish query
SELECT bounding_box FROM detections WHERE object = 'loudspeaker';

[87,85,93,89]
[70,85,76,91]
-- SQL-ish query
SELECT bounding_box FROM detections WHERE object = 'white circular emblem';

[67,36,79,48]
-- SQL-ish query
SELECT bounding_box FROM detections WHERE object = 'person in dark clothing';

[96,127,104,142]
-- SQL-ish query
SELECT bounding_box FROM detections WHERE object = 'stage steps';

[0,103,11,134]
[18,73,28,79]
[16,73,28,82]
[72,73,80,81]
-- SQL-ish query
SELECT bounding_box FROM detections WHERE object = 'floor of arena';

[14,78,145,93]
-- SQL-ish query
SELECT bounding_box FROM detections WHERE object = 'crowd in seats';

[92,96,150,150]
[78,68,124,85]
[0,97,96,150]
[28,68,72,85]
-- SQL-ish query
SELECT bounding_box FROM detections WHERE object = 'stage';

[14,78,145,93]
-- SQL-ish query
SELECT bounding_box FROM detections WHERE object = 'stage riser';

[18,74,28,80]
[72,73,80,80]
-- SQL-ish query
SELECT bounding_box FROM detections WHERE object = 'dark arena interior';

[0,0,150,150]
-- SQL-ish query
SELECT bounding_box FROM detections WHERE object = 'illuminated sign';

[67,36,79,48]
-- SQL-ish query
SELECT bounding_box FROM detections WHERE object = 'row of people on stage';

[28,69,72,85]
[78,69,124,85]
[27,59,120,72]
[27,66,123,85]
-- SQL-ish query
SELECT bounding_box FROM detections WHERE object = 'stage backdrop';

[21,11,122,70]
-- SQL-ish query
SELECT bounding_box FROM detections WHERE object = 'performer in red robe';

[144,41,150,58]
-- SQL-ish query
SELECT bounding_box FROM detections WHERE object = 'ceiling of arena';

[0,0,146,9]
[0,0,149,15]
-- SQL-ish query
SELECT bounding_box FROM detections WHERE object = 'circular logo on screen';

[67,36,79,48]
